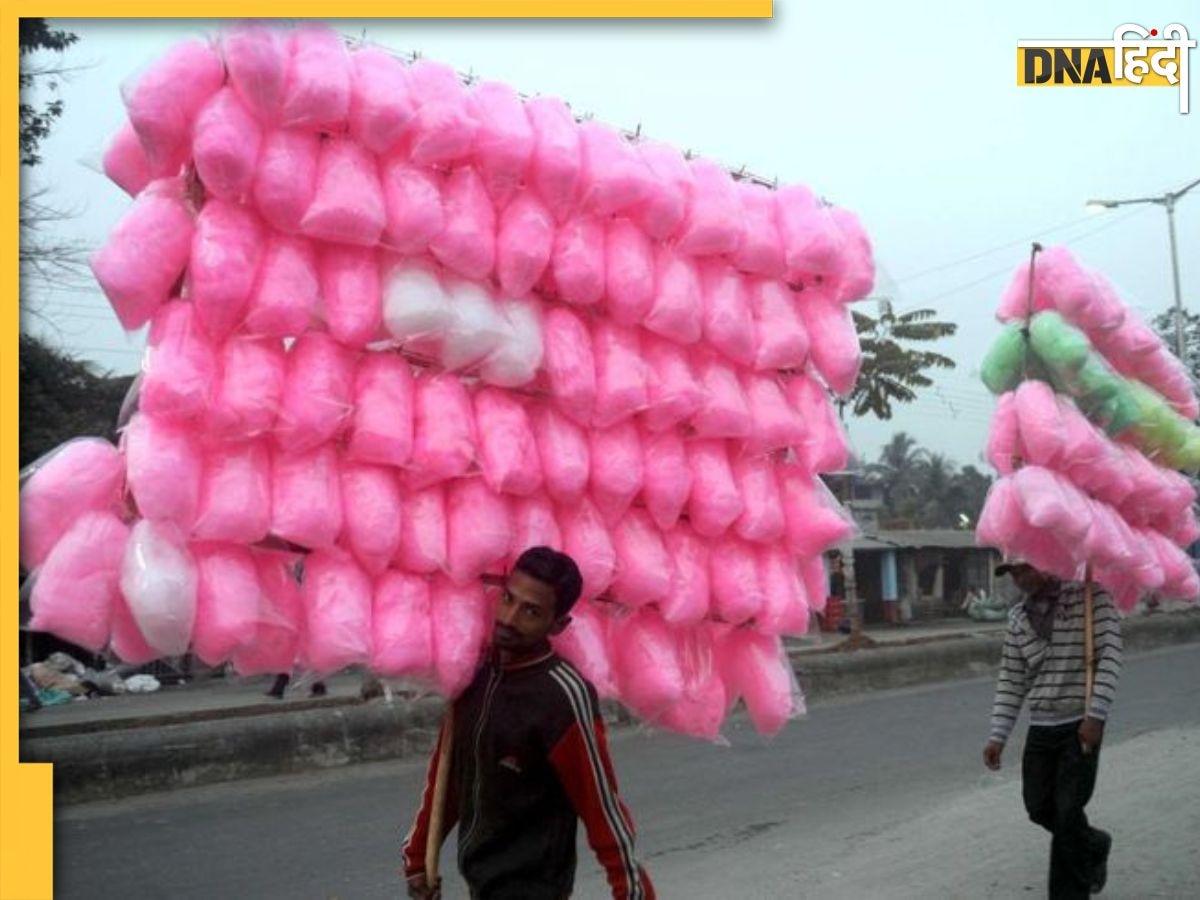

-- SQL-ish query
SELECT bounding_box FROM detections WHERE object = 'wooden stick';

[1083,566,1096,705]
[425,708,455,886]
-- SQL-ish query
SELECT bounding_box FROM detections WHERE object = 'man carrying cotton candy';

[401,546,655,900]
[982,559,1122,898]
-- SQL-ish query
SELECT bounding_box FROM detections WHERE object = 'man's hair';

[512,546,583,619]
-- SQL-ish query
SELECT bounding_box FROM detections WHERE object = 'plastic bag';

[531,403,590,503]
[470,80,534,207]
[230,549,303,676]
[102,121,163,197]
[577,121,652,216]
[219,20,287,125]
[109,590,158,666]
[189,200,267,340]
[551,216,606,307]
[559,497,616,601]
[396,484,447,574]
[660,528,710,626]
[796,287,861,397]
[349,47,416,155]
[641,428,692,532]
[479,299,544,388]
[380,158,445,255]
[382,259,452,345]
[709,536,766,624]
[274,331,356,453]
[676,160,743,257]
[192,439,272,544]
[629,140,692,241]
[242,233,319,338]
[744,373,804,453]
[191,542,261,666]
[611,609,685,719]
[507,495,563,566]
[659,624,729,741]
[733,454,785,543]
[429,167,496,281]
[318,244,381,348]
[775,185,845,284]
[496,192,555,298]
[440,278,511,372]
[756,545,810,636]
[829,206,876,303]
[301,139,386,247]
[720,629,801,737]
[341,461,403,576]
[346,352,414,468]
[1013,379,1066,468]
[751,279,809,371]
[732,182,785,277]
[784,372,848,474]
[301,549,372,673]
[550,600,617,698]
[409,374,476,489]
[605,218,655,327]
[589,422,644,525]
[610,509,672,608]
[985,391,1021,476]
[541,306,597,425]
[445,478,512,584]
[779,466,857,558]
[269,443,343,549]
[281,23,352,130]
[408,59,477,167]
[686,440,743,538]
[209,336,287,440]
[644,247,703,345]
[474,388,542,496]
[700,262,757,368]
[140,300,217,423]
[431,577,490,697]
[372,570,433,677]
[691,355,752,439]
[526,95,582,222]
[120,519,197,657]
[641,337,703,433]
[592,321,648,429]
[253,127,320,233]
[124,414,202,530]
[192,87,263,202]
[980,323,1035,395]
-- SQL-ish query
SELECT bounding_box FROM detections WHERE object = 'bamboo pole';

[1083,566,1096,704]
[425,709,455,887]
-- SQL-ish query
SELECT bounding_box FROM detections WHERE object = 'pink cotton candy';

[660,528,710,625]
[192,439,271,544]
[629,140,692,241]
[446,479,512,584]
[429,167,496,280]
[560,497,616,601]
[340,461,402,576]
[779,466,856,558]
[592,321,648,428]
[612,609,685,719]
[986,392,1021,476]
[409,374,476,489]
[610,509,672,607]
[722,629,800,737]
[732,183,785,277]
[141,300,217,423]
[378,158,445,255]
[243,234,319,337]
[20,438,124,571]
[578,121,653,216]
[281,24,352,130]
[123,39,224,171]
[700,263,757,368]
[471,81,534,206]
[120,519,197,657]
[219,20,288,125]
[686,440,743,538]
[301,549,371,673]
[408,59,477,167]
[91,178,194,331]
[396,484,447,574]
[318,244,381,348]
[102,122,161,197]
[641,429,691,532]
[645,247,703,345]
[440,278,511,372]
[660,625,729,740]
[274,332,355,453]
[349,47,416,155]
[480,299,544,388]
[744,373,804,453]
[551,600,617,698]
[124,414,201,530]
[733,455,785,544]
[301,140,386,247]
[709,536,766,624]
[507,496,562,566]
[193,87,263,202]
[1011,467,1092,545]
[230,549,303,675]
[496,192,554,298]
[346,353,414,468]
[526,96,582,222]
[784,372,849,474]
[797,288,861,397]
[691,356,752,440]
[372,570,433,677]
[757,546,810,637]
[191,542,260,666]
[1013,380,1066,468]
[605,219,655,327]
[975,478,1024,550]
[270,443,343,549]
[829,206,875,303]
[542,306,596,425]
[531,404,590,503]
[775,185,845,284]
[642,338,703,433]
[109,590,158,666]
[677,160,744,257]
[431,577,490,697]
[751,279,809,371]
[552,216,606,308]
[799,555,828,615]
[209,337,286,439]
[253,128,320,233]
[474,388,542,496]
[189,200,266,340]
[29,512,129,652]
[589,422,644,525]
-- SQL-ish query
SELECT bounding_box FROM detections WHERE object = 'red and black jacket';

[402,649,655,900]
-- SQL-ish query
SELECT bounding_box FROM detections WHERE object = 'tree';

[1150,307,1200,385]
[864,431,927,524]
[20,18,79,166]
[869,434,992,530]
[845,302,957,420]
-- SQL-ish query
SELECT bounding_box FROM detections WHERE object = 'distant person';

[982,560,1122,898]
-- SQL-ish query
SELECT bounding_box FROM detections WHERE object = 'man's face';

[1011,564,1045,594]
[493,570,566,654]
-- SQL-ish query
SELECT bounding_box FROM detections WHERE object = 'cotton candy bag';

[300,549,371,673]
[243,233,319,337]
[610,509,672,607]
[192,439,272,544]
[140,300,217,423]
[301,139,386,246]
[541,306,596,426]
[191,542,261,666]
[550,600,617,698]
[274,332,356,453]
[219,20,288,124]
[431,577,491,696]
[445,478,512,584]
[349,47,416,155]
[372,570,433,677]
[192,86,263,202]
[270,443,343,549]
[318,245,382,348]
[253,128,320,233]
[281,24,352,130]
[124,414,202,530]
[209,337,287,439]
[189,200,267,340]
[346,353,414,468]
[474,388,542,496]
[409,374,476,489]
[120,519,197,657]
[396,484,447,574]
[230,549,303,676]
[686,440,743,538]
[589,422,643,524]
[380,158,445,255]
[340,461,403,576]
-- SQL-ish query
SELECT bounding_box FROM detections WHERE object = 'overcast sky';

[20,3,1199,469]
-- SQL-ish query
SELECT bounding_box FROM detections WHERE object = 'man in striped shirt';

[403,547,656,900]
[983,560,1122,898]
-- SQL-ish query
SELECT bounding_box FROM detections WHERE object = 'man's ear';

[549,616,572,637]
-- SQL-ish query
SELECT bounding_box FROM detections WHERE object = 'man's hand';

[1078,717,1105,755]
[983,740,1004,770]
[406,874,442,900]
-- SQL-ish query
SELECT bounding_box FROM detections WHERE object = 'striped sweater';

[988,582,1122,745]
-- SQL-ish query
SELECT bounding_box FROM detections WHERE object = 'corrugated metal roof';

[847,530,995,551]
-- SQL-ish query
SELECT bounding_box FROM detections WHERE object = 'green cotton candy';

[1029,311,1092,373]
[980,324,1029,394]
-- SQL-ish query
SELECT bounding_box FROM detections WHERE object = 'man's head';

[995,559,1046,595]
[493,547,583,656]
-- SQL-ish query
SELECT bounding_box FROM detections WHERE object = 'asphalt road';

[54,644,1200,899]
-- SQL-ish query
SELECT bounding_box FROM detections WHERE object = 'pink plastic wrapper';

[744,373,804,453]
[686,440,743,538]
[641,428,692,532]
[659,624,729,740]
[551,600,617,698]
[700,263,757,368]
[409,374,477,489]
[209,337,287,439]
[123,39,224,171]
[797,288,861,397]
[784,372,848,474]
[192,439,272,544]
[779,466,857,558]
[578,121,653,216]
[751,279,809,371]
[408,59,477,167]
[526,96,582,222]
[559,497,616,601]
[396,484,448,574]
[346,353,414,468]
[721,629,800,737]
[446,478,512,584]
[301,549,371,673]
[541,306,596,426]
[301,140,386,246]
[709,536,766,624]
[193,87,263,202]
[642,338,703,433]
[645,247,703,345]
[243,233,319,337]
[20,438,124,571]
[281,24,352,130]
[1011,467,1092,546]
[611,609,685,719]
[191,542,261,666]
[380,158,444,255]
[120,519,197,657]
[610,509,672,608]
[691,355,752,439]
[189,200,266,340]
[660,528,710,626]
[471,80,534,206]
[986,392,1021,476]
[474,388,542,497]
[975,478,1024,551]
[756,546,810,637]
[318,244,381,348]
[102,122,163,197]
[733,455,785,543]
[429,167,496,280]
[480,299,544,389]
[589,422,644,525]
[676,160,744,257]
[629,140,692,241]
[592,322,648,428]
[605,218,655,327]
[274,332,356,453]
[372,570,433,677]
[124,414,202,530]
[530,404,590,503]
[253,128,320,233]
[349,47,416,155]
[1013,380,1067,468]
[141,300,217,423]
[507,495,563,566]
[431,577,491,697]
[109,590,158,666]
[829,206,876,303]
[219,20,287,125]
[732,183,785,277]
[799,554,828,615]
[91,178,194,331]
[334,463,399,579]
[551,216,607,307]
[230,549,303,675]
[776,185,846,284]
[270,443,343,549]
[29,512,129,652]
[496,192,555,298]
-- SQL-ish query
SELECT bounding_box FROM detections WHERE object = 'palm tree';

[866,432,928,527]
[846,301,957,420]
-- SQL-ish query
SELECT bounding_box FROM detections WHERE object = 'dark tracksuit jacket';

[402,649,655,900]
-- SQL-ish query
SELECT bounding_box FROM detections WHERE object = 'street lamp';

[1086,177,1200,361]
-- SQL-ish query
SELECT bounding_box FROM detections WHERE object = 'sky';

[19,3,1200,470]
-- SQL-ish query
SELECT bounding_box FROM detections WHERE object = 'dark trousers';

[1022,722,1109,899]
